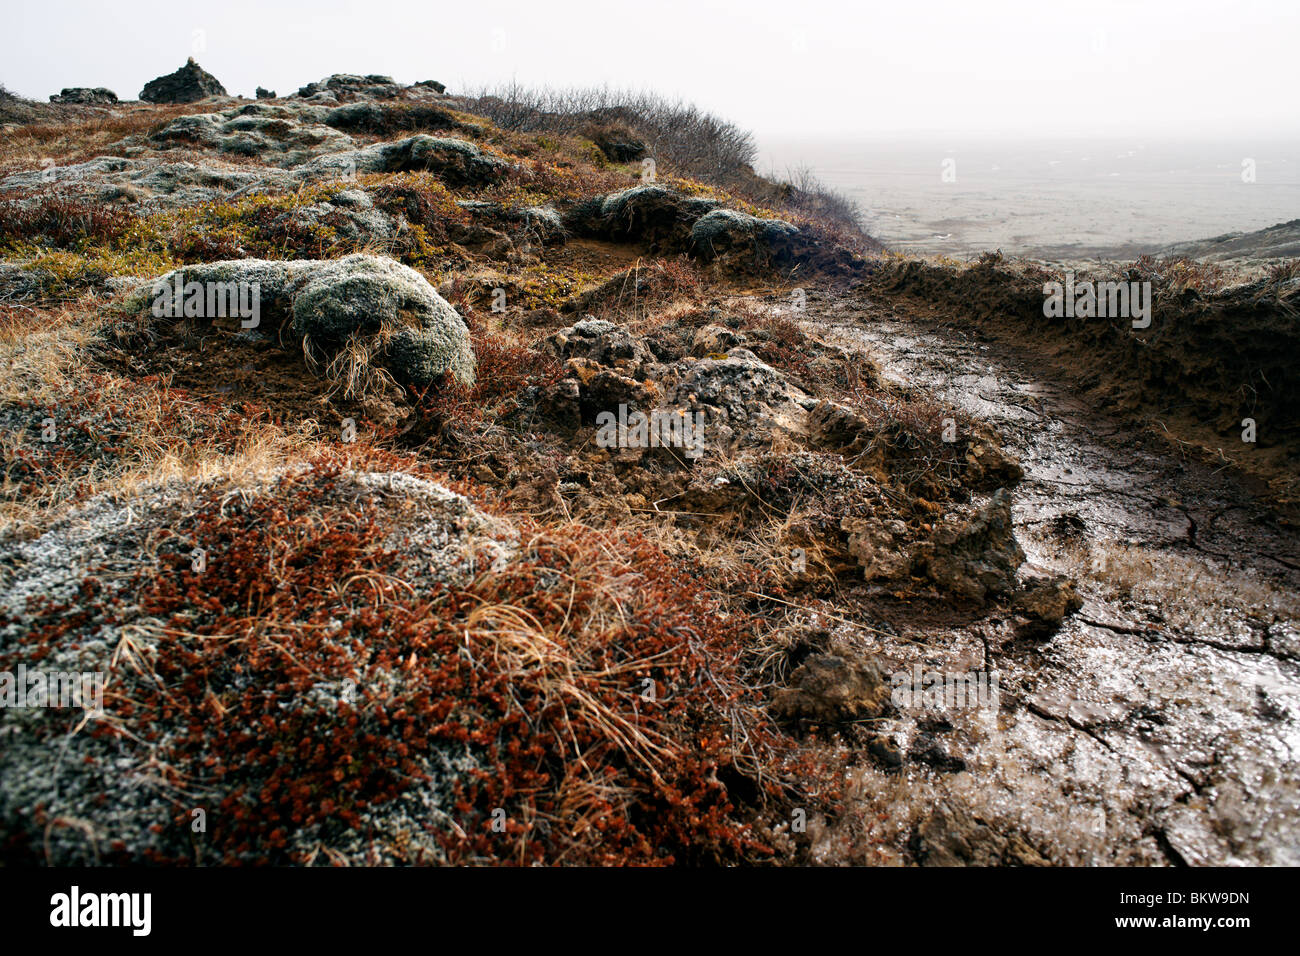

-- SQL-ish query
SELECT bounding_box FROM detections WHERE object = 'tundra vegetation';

[1,70,1297,867]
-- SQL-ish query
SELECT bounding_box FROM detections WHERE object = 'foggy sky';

[7,0,1297,142]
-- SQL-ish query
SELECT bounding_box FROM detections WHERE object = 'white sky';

[7,0,1298,141]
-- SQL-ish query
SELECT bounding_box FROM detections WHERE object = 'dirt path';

[792,288,1300,865]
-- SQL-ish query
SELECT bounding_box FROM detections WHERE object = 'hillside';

[1,68,1298,867]
[1159,217,1300,263]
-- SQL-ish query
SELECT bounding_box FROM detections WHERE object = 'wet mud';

[791,291,1300,865]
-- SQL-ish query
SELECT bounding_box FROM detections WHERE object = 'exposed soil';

[872,257,1300,513]
[768,286,1300,865]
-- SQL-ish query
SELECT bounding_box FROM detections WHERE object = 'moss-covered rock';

[568,185,718,246]
[149,109,354,167]
[690,208,797,261]
[301,135,508,187]
[323,101,466,136]
[291,255,473,387]
[271,188,401,246]
[566,187,796,266]
[295,73,405,102]
[122,254,474,388]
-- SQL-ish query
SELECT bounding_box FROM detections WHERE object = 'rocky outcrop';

[543,317,652,371]
[540,319,661,424]
[321,101,463,135]
[139,58,227,103]
[295,73,404,102]
[564,186,804,268]
[567,185,718,248]
[0,155,270,213]
[301,135,508,186]
[148,106,355,167]
[121,254,475,389]
[49,87,118,105]
[663,349,817,453]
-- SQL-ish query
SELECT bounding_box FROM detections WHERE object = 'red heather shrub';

[415,328,565,431]
[0,191,136,251]
[11,462,782,865]
[369,173,469,238]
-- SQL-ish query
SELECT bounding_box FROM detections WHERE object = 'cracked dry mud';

[787,291,1300,866]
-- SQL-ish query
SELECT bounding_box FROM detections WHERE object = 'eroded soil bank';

[777,286,1300,865]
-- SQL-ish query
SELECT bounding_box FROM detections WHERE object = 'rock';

[584,123,647,162]
[539,320,661,425]
[809,399,876,454]
[542,318,651,373]
[842,516,911,581]
[139,57,227,104]
[911,804,1049,866]
[1012,574,1083,626]
[295,74,404,102]
[915,489,1025,602]
[321,101,462,135]
[690,208,798,263]
[0,469,513,865]
[690,324,747,356]
[121,254,475,389]
[255,86,276,100]
[963,431,1024,490]
[867,734,904,767]
[566,191,807,269]
[49,87,118,105]
[271,188,401,245]
[545,359,662,427]
[771,653,892,723]
[301,135,508,187]
[663,349,816,453]
[290,257,474,388]
[320,102,380,131]
[519,206,565,246]
[148,106,354,168]
[567,185,718,247]
[0,155,275,214]
[414,79,447,94]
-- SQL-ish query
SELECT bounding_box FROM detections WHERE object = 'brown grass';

[0,103,203,174]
